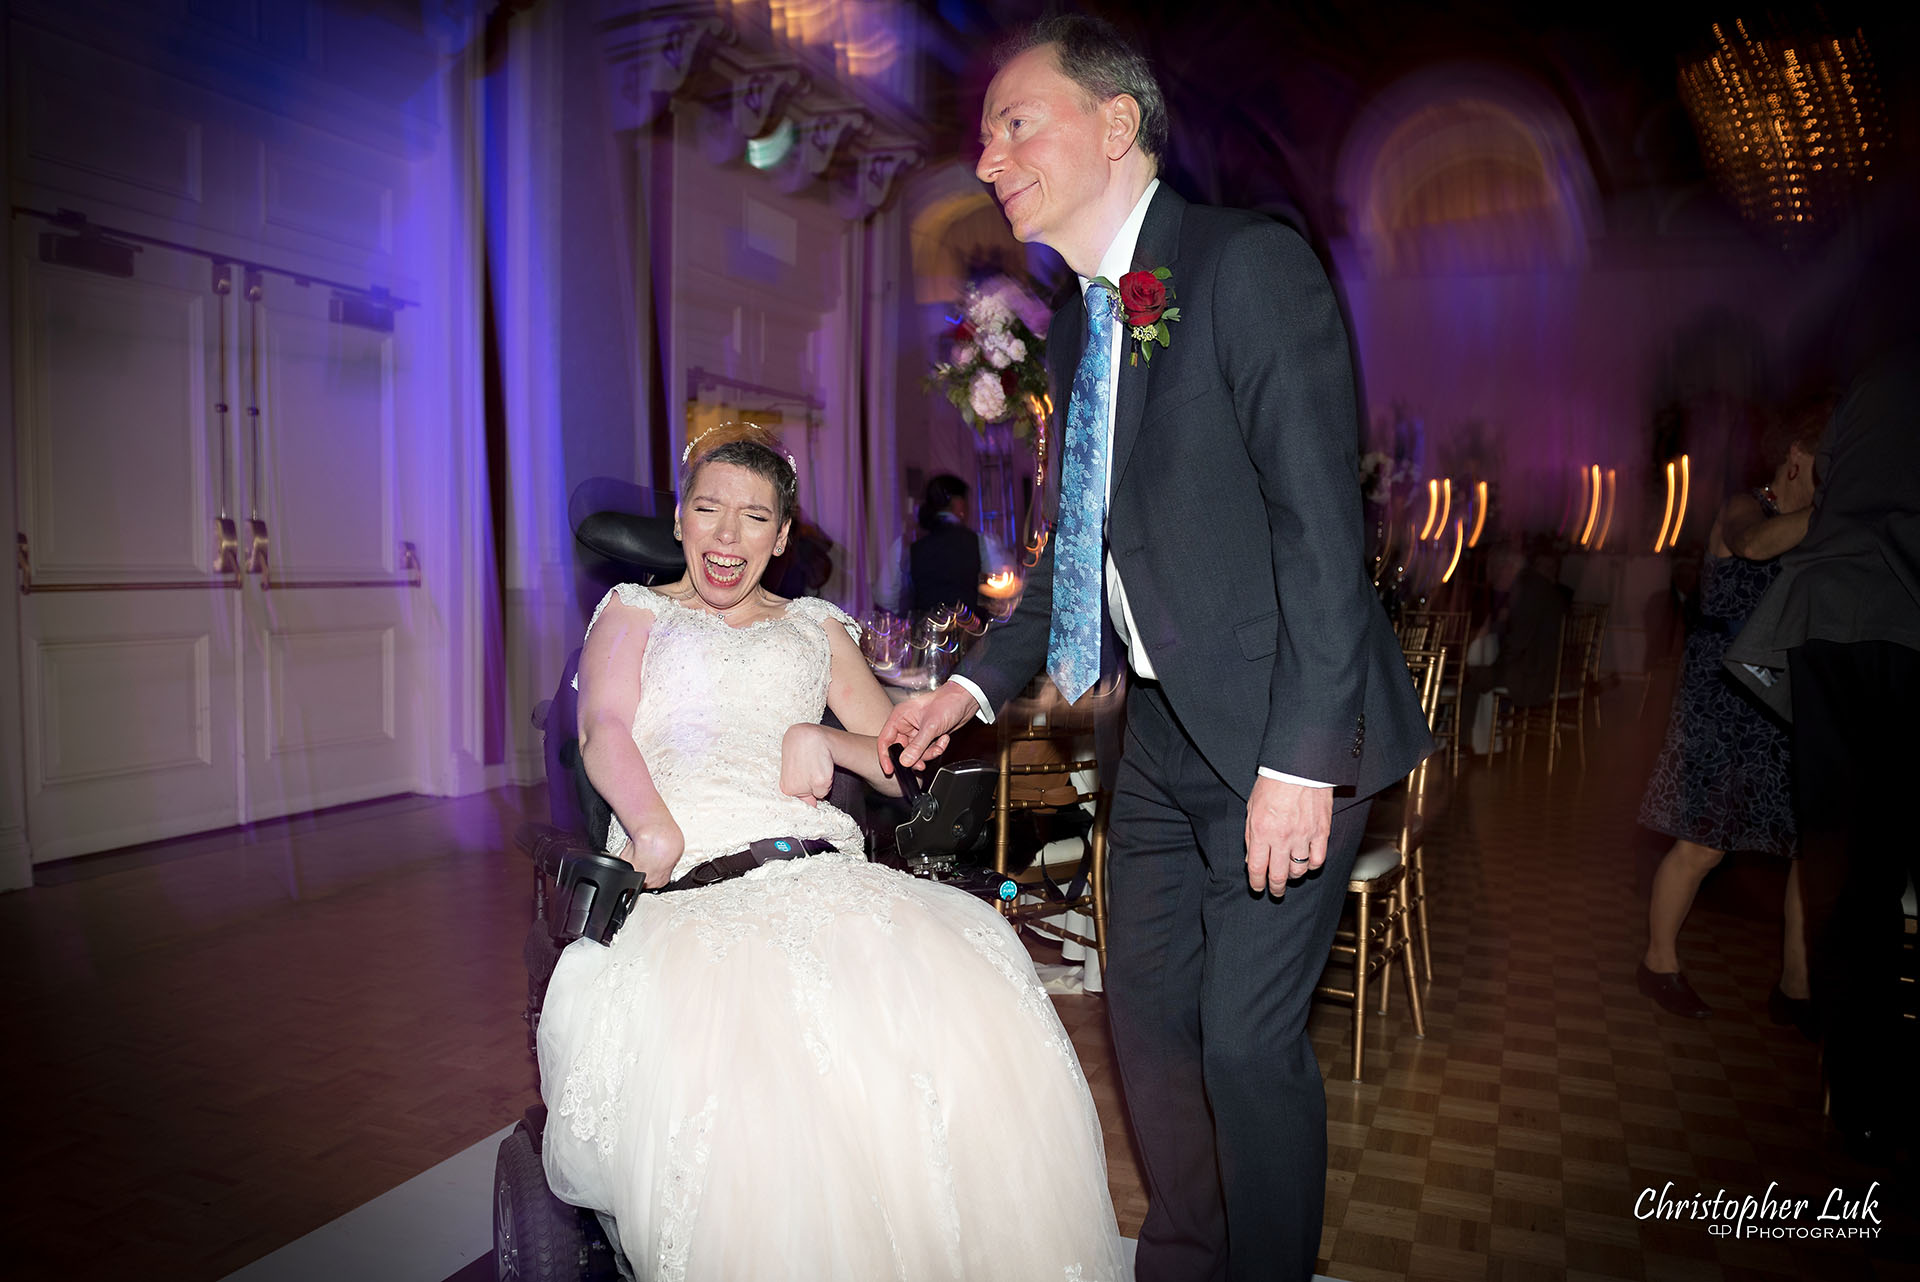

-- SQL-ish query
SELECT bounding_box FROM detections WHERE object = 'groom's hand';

[1244,776,1333,897]
[878,683,975,773]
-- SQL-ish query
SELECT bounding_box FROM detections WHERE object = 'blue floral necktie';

[1046,281,1116,703]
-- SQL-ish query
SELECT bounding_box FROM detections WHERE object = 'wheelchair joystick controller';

[888,744,1016,903]
[889,742,940,824]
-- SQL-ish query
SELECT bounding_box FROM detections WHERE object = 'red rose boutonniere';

[1095,267,1182,365]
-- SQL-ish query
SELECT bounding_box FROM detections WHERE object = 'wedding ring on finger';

[1288,854,1312,863]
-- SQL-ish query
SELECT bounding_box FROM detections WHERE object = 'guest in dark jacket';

[1464,543,1570,712]
[908,474,983,617]
[1729,342,1920,1159]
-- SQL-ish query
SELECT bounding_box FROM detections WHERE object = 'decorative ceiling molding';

[836,145,923,220]
[801,110,872,179]
[762,107,873,195]
[602,10,731,131]
[695,59,809,165]
[598,1,927,218]
[729,65,809,143]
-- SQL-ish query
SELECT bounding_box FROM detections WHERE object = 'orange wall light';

[1655,460,1677,552]
[1675,454,1690,545]
[1578,464,1601,547]
[1595,468,1617,551]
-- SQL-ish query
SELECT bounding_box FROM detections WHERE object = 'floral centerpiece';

[927,277,1050,440]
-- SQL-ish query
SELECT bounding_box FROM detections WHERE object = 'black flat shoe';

[1637,962,1712,1018]
[1768,986,1818,1040]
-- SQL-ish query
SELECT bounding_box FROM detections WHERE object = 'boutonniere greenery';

[1094,267,1181,365]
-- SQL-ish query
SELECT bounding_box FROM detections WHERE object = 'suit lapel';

[1109,185,1184,495]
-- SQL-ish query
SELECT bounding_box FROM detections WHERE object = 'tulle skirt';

[536,853,1125,1282]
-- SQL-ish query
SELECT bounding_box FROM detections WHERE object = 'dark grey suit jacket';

[957,185,1432,807]
[1727,344,1920,718]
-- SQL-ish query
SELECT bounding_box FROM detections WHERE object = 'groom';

[880,14,1431,1281]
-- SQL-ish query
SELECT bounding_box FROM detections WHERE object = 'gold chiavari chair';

[1395,613,1438,653]
[1569,601,1611,730]
[1505,607,1605,774]
[990,679,1111,977]
[1394,652,1449,992]
[1315,646,1443,1081]
[1401,608,1470,770]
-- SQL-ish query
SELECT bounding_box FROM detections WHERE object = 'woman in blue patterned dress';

[1637,413,1824,1023]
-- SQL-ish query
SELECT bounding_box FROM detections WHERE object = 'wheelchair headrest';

[576,511,682,577]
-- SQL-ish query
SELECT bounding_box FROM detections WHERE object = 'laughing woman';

[536,431,1124,1281]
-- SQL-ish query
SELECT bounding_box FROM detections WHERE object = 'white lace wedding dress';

[537,584,1125,1282]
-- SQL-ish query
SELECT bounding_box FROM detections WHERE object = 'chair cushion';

[1033,836,1087,871]
[1350,843,1402,882]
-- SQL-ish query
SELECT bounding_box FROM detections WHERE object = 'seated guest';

[910,474,984,616]
[876,474,1012,616]
[539,429,1123,1279]
[1463,542,1571,725]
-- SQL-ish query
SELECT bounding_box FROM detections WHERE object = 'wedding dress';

[537,584,1125,1281]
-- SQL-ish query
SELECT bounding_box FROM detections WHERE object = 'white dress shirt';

[951,180,1328,791]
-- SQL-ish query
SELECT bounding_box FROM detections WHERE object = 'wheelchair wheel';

[493,1121,619,1281]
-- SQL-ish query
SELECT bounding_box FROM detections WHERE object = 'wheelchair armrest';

[516,821,599,881]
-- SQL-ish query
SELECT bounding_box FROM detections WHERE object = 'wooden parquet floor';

[4,686,1917,1281]
[2,790,545,1281]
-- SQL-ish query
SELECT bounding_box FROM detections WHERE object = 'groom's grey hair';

[995,13,1169,163]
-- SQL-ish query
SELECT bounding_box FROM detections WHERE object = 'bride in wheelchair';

[535,429,1123,1281]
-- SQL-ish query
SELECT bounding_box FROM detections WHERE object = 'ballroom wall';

[1324,59,1814,560]
[488,0,925,783]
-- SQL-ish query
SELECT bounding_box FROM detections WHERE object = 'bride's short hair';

[682,435,799,525]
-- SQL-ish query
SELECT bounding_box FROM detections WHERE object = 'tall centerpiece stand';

[926,275,1053,589]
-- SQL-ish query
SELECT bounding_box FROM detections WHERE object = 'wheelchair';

[491,497,1006,1282]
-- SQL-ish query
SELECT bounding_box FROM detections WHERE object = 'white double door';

[14,232,424,862]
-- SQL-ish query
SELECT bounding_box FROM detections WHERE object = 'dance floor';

[3,681,1914,1281]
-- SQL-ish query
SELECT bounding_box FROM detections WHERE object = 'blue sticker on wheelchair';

[997,879,1018,901]
[774,839,792,853]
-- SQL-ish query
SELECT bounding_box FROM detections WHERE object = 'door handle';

[246,518,270,577]
[258,540,423,591]
[214,516,240,577]
[17,530,240,593]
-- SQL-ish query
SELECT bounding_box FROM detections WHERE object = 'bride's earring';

[774,541,787,554]
[673,523,682,540]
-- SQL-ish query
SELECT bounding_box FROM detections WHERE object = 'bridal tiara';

[680,421,798,476]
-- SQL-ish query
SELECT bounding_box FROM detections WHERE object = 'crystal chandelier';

[1679,19,1889,251]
